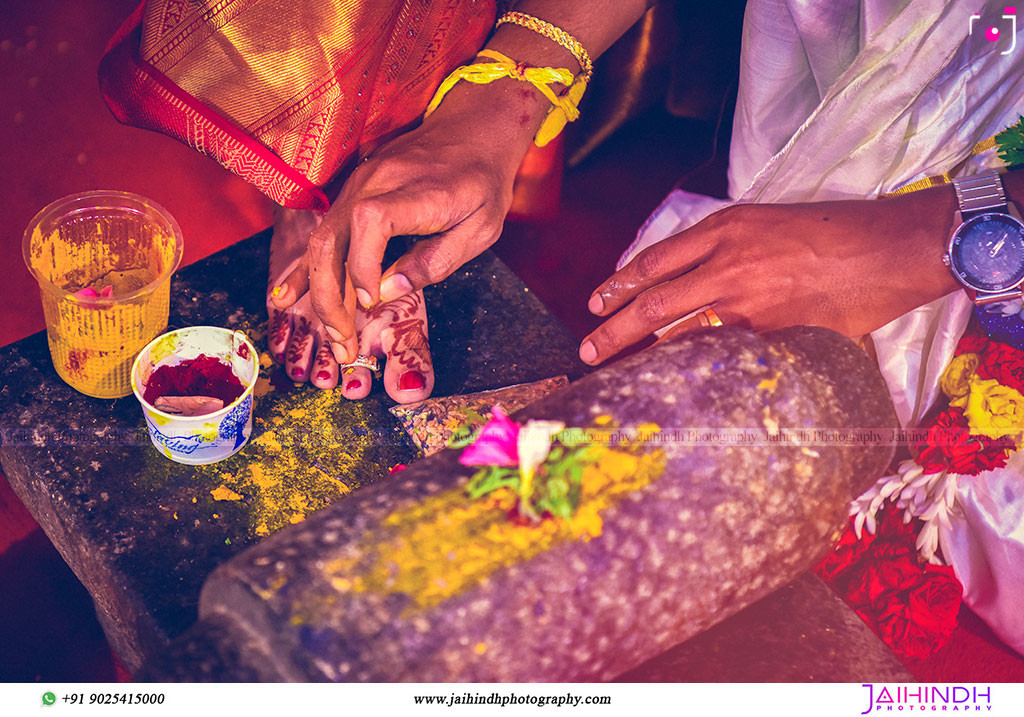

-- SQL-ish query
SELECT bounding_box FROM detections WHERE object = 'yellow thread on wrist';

[423,50,587,147]
[496,11,593,82]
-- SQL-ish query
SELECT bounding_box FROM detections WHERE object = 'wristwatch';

[944,172,1024,305]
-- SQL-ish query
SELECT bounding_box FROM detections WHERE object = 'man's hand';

[580,189,962,365]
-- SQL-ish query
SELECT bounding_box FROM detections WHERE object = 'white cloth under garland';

[618,0,1024,655]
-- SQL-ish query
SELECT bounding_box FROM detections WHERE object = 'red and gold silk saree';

[99,0,497,211]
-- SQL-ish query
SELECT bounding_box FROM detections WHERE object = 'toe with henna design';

[267,207,434,402]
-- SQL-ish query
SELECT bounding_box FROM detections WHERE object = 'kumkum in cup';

[22,191,183,398]
[131,326,258,465]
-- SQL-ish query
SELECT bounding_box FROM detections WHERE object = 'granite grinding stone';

[190,326,897,681]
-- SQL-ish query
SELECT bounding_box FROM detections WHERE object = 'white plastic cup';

[131,326,258,465]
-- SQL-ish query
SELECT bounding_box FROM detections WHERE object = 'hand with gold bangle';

[273,1,656,349]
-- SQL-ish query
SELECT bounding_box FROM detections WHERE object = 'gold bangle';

[496,11,593,83]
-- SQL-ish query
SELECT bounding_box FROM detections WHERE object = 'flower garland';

[850,330,1020,562]
[816,507,963,660]
[818,327,1024,658]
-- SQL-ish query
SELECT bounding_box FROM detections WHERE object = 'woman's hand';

[580,188,962,364]
[270,1,655,364]
[271,92,531,365]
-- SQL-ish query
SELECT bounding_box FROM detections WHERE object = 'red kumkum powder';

[143,354,245,406]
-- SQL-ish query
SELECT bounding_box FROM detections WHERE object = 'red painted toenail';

[398,370,425,391]
[290,367,304,378]
[276,353,285,363]
[316,370,331,381]
[347,379,362,391]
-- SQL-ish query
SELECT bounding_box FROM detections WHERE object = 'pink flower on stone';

[459,406,520,466]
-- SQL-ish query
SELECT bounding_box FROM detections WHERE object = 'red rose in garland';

[844,541,922,606]
[954,332,990,356]
[835,509,919,605]
[817,508,914,596]
[975,341,1024,395]
[814,507,962,660]
[875,564,962,660]
[913,408,1013,476]
[816,519,876,583]
[906,566,963,629]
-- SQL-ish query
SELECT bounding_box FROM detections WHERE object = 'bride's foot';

[266,206,434,402]
[340,291,434,403]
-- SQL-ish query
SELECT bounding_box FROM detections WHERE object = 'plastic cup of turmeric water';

[131,326,258,465]
[22,191,183,398]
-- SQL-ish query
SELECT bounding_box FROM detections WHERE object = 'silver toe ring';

[340,354,380,374]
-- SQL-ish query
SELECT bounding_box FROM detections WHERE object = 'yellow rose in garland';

[942,353,980,403]
[961,377,1024,441]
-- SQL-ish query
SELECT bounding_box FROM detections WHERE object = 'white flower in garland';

[850,460,961,565]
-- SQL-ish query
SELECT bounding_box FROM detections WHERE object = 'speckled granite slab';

[0,229,584,672]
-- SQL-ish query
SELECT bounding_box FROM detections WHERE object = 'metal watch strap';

[953,172,1008,218]
[973,288,1022,305]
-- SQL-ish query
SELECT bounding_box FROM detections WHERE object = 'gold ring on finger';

[698,307,724,328]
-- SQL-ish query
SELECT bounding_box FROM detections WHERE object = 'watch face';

[949,213,1024,292]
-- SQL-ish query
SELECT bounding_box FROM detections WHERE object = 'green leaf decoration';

[466,464,519,498]
[996,115,1024,170]
[463,431,618,523]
